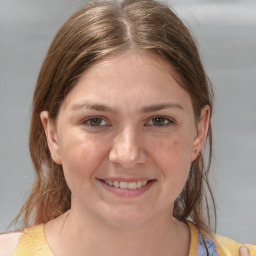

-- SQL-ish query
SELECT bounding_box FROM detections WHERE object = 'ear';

[40,111,62,165]
[190,105,210,162]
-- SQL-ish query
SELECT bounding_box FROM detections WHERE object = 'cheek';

[150,135,192,195]
[59,132,107,191]
[153,135,192,170]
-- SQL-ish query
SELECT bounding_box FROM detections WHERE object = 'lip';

[99,177,153,182]
[98,178,156,197]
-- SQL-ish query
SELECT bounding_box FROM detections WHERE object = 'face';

[41,51,209,228]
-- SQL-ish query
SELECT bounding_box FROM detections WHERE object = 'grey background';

[0,0,255,244]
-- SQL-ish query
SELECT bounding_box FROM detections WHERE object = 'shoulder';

[212,233,256,256]
[0,231,23,256]
[187,221,256,256]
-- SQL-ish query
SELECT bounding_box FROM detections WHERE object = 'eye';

[145,116,174,127]
[83,117,108,127]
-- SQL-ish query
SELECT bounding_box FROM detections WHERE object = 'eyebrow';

[141,103,184,113]
[71,103,117,113]
[70,102,184,113]
[71,103,184,114]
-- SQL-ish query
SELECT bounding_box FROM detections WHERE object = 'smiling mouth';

[102,180,153,190]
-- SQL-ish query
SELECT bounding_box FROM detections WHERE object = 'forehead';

[61,51,193,112]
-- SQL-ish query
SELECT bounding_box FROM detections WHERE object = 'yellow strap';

[188,221,256,256]
[187,221,199,256]
[13,224,53,256]
[213,234,256,256]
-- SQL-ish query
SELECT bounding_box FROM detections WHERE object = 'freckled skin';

[42,50,208,229]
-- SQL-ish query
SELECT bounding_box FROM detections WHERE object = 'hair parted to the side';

[16,0,215,234]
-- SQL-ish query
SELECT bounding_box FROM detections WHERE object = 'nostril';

[109,148,147,168]
[109,133,147,167]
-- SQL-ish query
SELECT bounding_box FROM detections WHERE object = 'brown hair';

[16,0,215,233]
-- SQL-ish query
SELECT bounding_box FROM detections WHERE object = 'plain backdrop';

[0,0,256,244]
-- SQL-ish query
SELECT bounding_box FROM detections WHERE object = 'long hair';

[16,0,215,234]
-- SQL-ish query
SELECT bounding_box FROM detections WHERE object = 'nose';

[109,127,147,168]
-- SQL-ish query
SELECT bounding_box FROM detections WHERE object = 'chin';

[102,208,151,229]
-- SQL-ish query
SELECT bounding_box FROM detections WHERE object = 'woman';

[0,0,255,255]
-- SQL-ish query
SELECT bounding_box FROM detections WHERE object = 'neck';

[49,206,190,256]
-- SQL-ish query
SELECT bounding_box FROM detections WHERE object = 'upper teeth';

[104,180,148,189]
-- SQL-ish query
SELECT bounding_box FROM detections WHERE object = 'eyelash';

[145,116,175,127]
[82,117,109,128]
[82,116,175,128]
